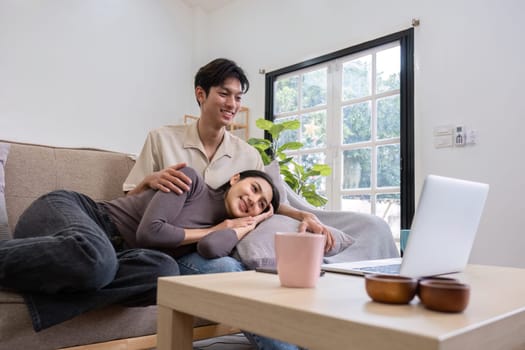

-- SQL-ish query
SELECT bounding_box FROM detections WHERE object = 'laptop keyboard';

[354,263,401,275]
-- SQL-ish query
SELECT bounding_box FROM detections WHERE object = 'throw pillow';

[264,160,289,205]
[0,143,11,240]
[235,214,354,269]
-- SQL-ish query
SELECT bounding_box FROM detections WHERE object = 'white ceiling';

[180,0,234,12]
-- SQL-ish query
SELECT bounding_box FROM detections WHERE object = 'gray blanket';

[234,183,399,269]
[285,186,400,264]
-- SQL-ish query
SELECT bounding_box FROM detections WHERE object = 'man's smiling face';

[197,77,243,127]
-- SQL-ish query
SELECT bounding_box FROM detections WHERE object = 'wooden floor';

[59,324,241,350]
[60,335,157,350]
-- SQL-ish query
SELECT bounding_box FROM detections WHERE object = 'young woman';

[0,167,279,331]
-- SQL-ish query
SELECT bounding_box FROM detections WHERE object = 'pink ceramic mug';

[274,232,326,288]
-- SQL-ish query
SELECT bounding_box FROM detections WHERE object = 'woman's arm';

[196,210,274,258]
[135,168,201,248]
[184,217,257,242]
[135,167,265,250]
[135,190,188,248]
[135,166,274,256]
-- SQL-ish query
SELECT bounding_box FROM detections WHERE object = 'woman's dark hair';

[194,58,250,105]
[218,170,280,214]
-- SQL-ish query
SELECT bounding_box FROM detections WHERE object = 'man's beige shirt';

[123,122,264,191]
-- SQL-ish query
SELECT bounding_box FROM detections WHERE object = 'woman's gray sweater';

[103,167,238,258]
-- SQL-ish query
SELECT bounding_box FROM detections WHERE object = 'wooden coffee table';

[157,265,525,350]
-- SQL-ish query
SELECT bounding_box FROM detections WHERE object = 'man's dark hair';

[194,58,250,104]
[218,169,280,214]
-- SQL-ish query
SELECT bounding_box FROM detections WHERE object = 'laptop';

[321,174,489,278]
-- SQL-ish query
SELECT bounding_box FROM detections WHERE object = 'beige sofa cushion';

[3,141,136,230]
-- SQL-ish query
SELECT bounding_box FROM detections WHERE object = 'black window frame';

[264,28,415,229]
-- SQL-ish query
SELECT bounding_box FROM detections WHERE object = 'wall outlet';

[454,125,466,146]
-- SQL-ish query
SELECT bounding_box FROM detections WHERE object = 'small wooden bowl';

[416,276,459,299]
[418,279,470,313]
[365,274,418,304]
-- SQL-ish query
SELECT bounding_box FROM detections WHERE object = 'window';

[265,29,414,240]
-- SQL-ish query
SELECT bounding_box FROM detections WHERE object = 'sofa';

[0,139,399,350]
[0,140,238,350]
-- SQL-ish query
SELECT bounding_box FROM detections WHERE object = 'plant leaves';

[277,142,303,153]
[312,163,332,175]
[260,152,271,165]
[247,139,271,151]
[302,190,328,207]
[250,117,332,207]
[255,119,274,131]
[281,120,300,130]
[269,123,285,139]
[247,138,271,146]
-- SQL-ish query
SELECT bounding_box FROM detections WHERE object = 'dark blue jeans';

[0,190,179,331]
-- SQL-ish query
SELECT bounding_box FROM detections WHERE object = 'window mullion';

[371,51,378,215]
[326,61,341,210]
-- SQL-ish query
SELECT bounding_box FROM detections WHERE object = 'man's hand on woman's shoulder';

[127,163,193,196]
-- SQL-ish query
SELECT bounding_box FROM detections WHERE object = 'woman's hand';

[216,204,274,230]
[298,212,335,252]
[212,217,257,240]
[214,217,256,230]
[253,204,274,225]
[231,205,275,239]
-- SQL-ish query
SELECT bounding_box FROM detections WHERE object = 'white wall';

[1,0,523,268]
[0,0,195,154]
[201,0,525,268]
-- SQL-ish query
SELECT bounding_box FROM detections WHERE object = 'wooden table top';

[158,264,525,350]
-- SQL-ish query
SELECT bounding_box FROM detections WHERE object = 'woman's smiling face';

[224,175,273,218]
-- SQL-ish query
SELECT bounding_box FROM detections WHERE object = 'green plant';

[248,118,331,207]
